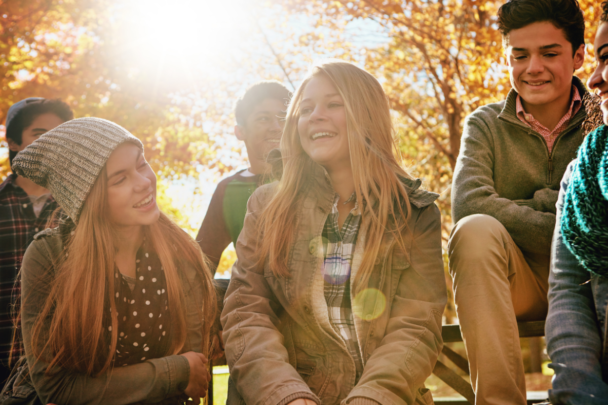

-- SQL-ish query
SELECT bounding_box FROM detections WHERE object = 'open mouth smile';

[597,90,608,104]
[311,132,337,140]
[133,193,155,209]
[523,80,550,87]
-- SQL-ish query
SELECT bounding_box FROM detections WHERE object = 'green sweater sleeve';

[20,236,193,405]
[513,188,559,214]
[452,114,556,255]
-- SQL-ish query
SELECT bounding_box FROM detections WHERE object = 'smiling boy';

[196,81,290,272]
[448,0,587,403]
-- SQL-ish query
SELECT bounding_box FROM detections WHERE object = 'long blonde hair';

[257,60,414,293]
[30,167,217,376]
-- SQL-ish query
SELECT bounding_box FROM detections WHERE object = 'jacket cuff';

[276,391,321,405]
[347,397,381,405]
[166,354,190,394]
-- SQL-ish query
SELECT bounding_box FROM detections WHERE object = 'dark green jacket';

[20,228,203,405]
[452,77,587,256]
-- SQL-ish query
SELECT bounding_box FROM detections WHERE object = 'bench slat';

[432,360,476,404]
[442,321,545,343]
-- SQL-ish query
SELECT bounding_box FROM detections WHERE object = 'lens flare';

[309,236,326,258]
[353,288,386,321]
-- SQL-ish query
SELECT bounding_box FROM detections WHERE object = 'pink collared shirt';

[516,85,581,153]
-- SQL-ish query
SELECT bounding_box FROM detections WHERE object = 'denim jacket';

[545,161,608,404]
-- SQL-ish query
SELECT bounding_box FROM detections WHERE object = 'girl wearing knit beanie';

[544,4,608,403]
[6,117,216,405]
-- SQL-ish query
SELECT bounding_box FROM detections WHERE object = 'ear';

[7,138,21,152]
[573,44,585,71]
[234,125,246,141]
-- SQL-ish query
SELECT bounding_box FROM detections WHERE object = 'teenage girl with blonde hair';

[6,118,216,405]
[222,61,447,405]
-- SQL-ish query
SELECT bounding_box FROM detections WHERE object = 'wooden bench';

[432,321,546,405]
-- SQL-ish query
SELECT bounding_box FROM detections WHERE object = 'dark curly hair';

[497,0,585,55]
[582,94,603,136]
[602,1,608,23]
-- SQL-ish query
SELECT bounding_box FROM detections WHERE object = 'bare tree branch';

[252,18,296,91]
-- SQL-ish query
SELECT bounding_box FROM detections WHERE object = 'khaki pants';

[448,214,549,405]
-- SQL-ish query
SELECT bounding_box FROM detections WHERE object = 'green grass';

[212,366,229,405]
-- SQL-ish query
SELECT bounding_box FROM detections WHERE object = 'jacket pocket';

[295,349,317,378]
[416,387,434,405]
[391,247,411,270]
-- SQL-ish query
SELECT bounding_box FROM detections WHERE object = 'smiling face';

[588,22,608,125]
[297,74,350,173]
[506,21,584,113]
[235,98,286,165]
[105,143,160,229]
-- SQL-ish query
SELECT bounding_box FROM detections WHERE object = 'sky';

[0,0,390,246]
[127,1,391,233]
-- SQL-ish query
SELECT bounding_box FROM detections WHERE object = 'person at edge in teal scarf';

[545,2,608,403]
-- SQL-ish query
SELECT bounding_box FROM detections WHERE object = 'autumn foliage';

[1,0,606,314]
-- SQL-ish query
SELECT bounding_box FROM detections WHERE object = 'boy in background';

[197,81,290,273]
[0,98,73,382]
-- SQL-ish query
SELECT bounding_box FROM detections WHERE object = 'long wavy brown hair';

[256,60,415,293]
[28,167,216,376]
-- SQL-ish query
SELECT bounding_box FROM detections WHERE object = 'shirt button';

[22,204,28,208]
[35,228,39,232]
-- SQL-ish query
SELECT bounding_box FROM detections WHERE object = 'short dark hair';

[497,0,585,55]
[234,81,291,127]
[7,98,73,166]
[601,1,608,24]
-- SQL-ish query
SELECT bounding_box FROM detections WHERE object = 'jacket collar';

[498,76,588,131]
[0,173,18,194]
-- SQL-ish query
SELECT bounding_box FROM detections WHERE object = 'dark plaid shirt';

[0,174,57,368]
[322,193,364,382]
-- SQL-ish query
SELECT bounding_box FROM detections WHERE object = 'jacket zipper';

[504,104,583,185]
[525,127,572,184]
[546,123,577,184]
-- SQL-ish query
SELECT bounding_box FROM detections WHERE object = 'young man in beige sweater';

[449,0,587,403]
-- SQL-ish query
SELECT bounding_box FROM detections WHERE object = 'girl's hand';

[180,351,211,403]
[287,399,317,405]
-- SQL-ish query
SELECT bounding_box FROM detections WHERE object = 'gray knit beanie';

[12,117,144,224]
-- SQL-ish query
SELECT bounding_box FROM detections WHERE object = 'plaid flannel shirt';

[322,193,364,382]
[0,174,58,368]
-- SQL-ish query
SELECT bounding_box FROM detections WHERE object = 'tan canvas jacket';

[221,164,447,405]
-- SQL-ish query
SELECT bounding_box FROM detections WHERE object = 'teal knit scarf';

[561,124,608,277]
